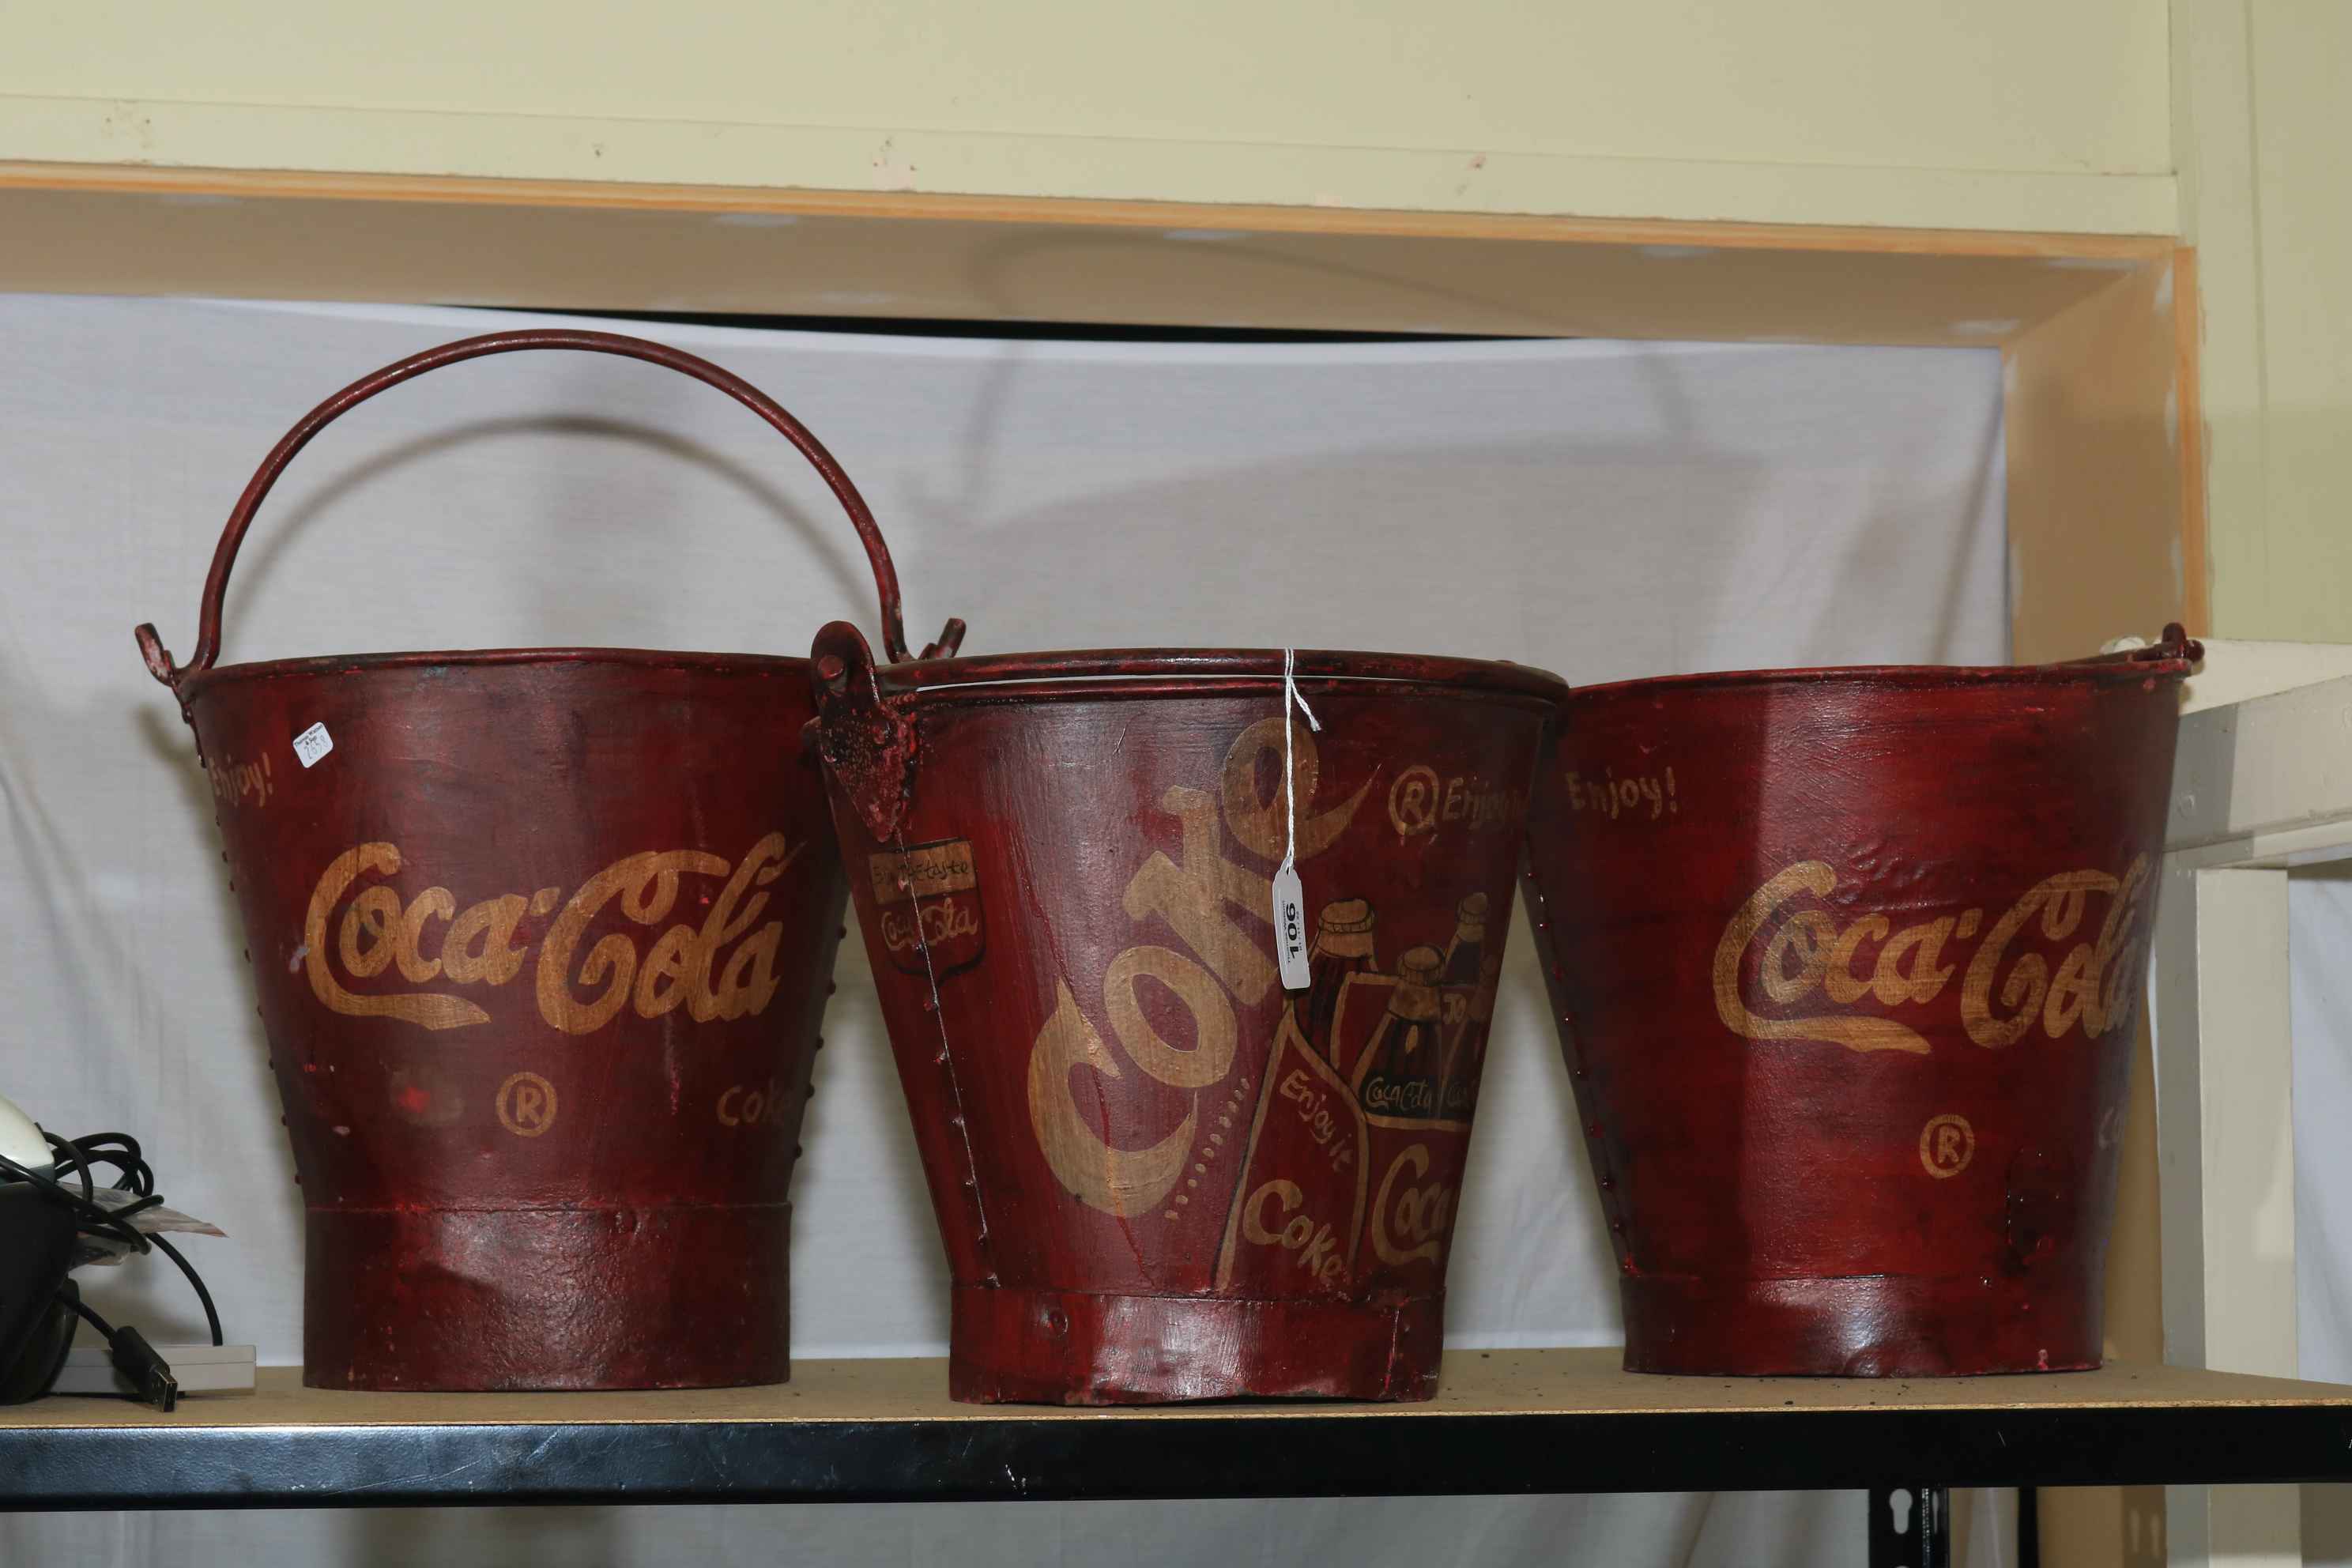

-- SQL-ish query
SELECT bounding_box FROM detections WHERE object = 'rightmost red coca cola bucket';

[1524,626,2200,1377]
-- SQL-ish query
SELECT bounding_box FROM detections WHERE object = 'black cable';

[0,1133,225,1348]
[55,1287,179,1413]
[59,1291,118,1341]
[48,1131,96,1202]
[147,1235,223,1348]
[47,1131,150,1198]
[0,1151,146,1256]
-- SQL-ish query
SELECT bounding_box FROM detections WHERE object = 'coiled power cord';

[0,1129,224,1410]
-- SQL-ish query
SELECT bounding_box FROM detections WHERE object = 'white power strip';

[53,1344,256,1397]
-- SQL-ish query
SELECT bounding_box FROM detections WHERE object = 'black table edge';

[9,1402,2352,1510]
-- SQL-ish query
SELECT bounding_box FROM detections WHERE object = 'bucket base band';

[947,1284,1442,1404]
[1620,1270,2101,1378]
[303,1202,791,1391]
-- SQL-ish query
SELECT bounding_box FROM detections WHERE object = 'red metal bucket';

[1522,628,2199,1377]
[134,330,963,1391]
[808,625,1565,1403]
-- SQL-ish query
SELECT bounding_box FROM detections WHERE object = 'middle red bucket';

[809,624,1564,1403]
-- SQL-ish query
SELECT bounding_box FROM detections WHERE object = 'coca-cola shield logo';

[869,839,986,977]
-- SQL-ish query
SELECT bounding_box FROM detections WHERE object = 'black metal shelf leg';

[1868,1485,1950,1568]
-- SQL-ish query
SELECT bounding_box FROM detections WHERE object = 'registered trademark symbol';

[496,1071,558,1138]
[1388,766,1440,838]
[1920,1113,1974,1178]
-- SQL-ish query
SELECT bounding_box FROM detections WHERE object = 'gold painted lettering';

[633,924,695,1019]
[1024,982,1194,1217]
[1960,872,2116,1048]
[712,926,782,1022]
[338,886,400,979]
[687,832,797,1022]
[394,889,455,983]
[1239,1179,1344,1283]
[1713,863,1931,1054]
[303,846,490,1031]
[1217,716,1370,864]
[440,895,530,986]
[1122,786,1279,1004]
[306,838,797,1037]
[1103,946,1238,1090]
[2043,943,2098,1039]
[1715,859,2155,1058]
[1243,1179,1307,1245]
[1371,1144,1445,1266]
[1027,714,1378,1214]
[537,850,728,1035]
[1823,914,1890,1005]
[1870,917,1958,1007]
[2089,857,2152,1035]
[1759,910,1834,1003]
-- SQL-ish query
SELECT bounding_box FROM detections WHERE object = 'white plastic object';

[54,1344,257,1396]
[0,1091,49,1171]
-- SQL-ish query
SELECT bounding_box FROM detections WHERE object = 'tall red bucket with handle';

[808,624,1565,1404]
[134,330,963,1391]
[1522,628,2199,1376]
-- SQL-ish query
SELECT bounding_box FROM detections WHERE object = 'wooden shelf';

[6,1349,2351,1509]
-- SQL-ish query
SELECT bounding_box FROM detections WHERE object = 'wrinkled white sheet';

[0,294,2007,1566]
[2294,870,2352,1562]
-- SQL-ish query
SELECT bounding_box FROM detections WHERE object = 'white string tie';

[1272,648,1321,990]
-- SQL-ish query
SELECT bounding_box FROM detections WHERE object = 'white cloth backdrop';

[0,295,2007,1566]
[2293,870,2352,1564]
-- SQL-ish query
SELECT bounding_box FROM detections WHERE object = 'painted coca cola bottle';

[1435,892,1493,1118]
[1439,952,1502,1120]
[1301,898,1377,1070]
[1355,946,1445,1120]
[1438,892,1487,988]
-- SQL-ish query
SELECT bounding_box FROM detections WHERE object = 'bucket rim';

[1561,654,2197,705]
[177,645,808,700]
[856,646,1570,707]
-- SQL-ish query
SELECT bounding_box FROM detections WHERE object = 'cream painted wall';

[7,2,2343,626]
[0,2,2174,232]
[2177,0,2352,643]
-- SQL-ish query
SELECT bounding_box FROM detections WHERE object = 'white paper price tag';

[1271,861,1311,991]
[291,722,334,769]
[1269,647,1320,993]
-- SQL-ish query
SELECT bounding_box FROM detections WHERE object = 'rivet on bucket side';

[881,790,999,1284]
[1520,832,1638,1276]
[811,620,1000,1285]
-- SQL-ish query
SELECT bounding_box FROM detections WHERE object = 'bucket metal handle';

[134,327,964,692]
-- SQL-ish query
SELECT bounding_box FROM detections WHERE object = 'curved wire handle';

[134,327,965,692]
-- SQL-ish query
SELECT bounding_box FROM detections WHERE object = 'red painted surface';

[135,330,961,1391]
[811,622,1566,1404]
[1523,630,2199,1377]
